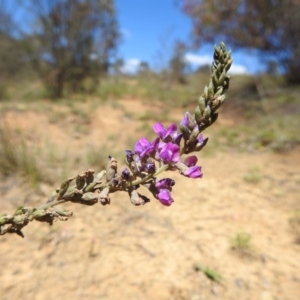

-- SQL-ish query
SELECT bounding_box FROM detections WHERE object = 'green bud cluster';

[0,206,72,237]
[0,165,125,237]
[195,42,232,132]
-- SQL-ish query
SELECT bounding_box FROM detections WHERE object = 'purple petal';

[184,155,198,167]
[121,168,130,179]
[174,133,183,145]
[141,161,156,173]
[125,150,134,163]
[135,137,159,159]
[181,112,190,128]
[144,137,160,158]
[157,189,174,206]
[197,134,204,143]
[158,140,166,151]
[151,137,160,151]
[139,137,151,147]
[183,166,203,178]
[195,136,209,151]
[135,138,151,155]
[126,149,134,156]
[165,124,178,139]
[153,123,166,139]
[155,178,175,190]
[159,143,180,164]
[154,123,179,142]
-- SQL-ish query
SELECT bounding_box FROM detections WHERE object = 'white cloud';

[121,58,141,74]
[228,64,248,75]
[184,52,248,75]
[184,53,212,66]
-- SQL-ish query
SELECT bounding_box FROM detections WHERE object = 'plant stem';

[126,164,169,187]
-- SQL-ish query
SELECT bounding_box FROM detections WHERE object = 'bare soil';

[0,99,299,300]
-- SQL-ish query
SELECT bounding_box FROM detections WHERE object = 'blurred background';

[0,1,299,299]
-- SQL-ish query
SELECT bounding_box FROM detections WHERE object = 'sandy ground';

[0,99,299,300]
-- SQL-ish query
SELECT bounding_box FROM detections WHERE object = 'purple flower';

[157,189,174,206]
[183,166,203,178]
[154,123,178,141]
[135,137,159,159]
[176,155,203,178]
[153,122,182,145]
[135,138,151,157]
[147,178,175,206]
[159,143,180,164]
[155,178,175,191]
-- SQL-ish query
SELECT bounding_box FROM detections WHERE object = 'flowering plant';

[0,42,232,238]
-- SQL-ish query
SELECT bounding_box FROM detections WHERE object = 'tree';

[169,41,188,84]
[113,58,124,76]
[0,3,29,79]
[183,0,300,84]
[22,0,120,98]
[138,61,151,76]
[0,3,32,100]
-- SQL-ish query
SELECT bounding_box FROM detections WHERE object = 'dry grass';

[0,121,44,186]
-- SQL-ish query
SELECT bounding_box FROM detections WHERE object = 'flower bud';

[189,126,200,144]
[106,156,117,182]
[98,187,110,205]
[57,178,74,200]
[14,206,26,216]
[94,170,106,182]
[13,214,28,226]
[54,208,72,217]
[194,106,203,125]
[85,169,95,185]
[32,209,47,220]
[0,214,12,225]
[204,105,211,119]
[128,189,150,206]
[47,189,59,203]
[179,123,190,140]
[125,150,134,163]
[203,86,208,99]
[76,173,86,190]
[218,70,226,86]
[62,187,82,201]
[121,168,131,180]
[198,96,206,113]
[81,192,98,204]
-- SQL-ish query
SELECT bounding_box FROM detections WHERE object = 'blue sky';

[116,0,263,74]
[9,0,264,75]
